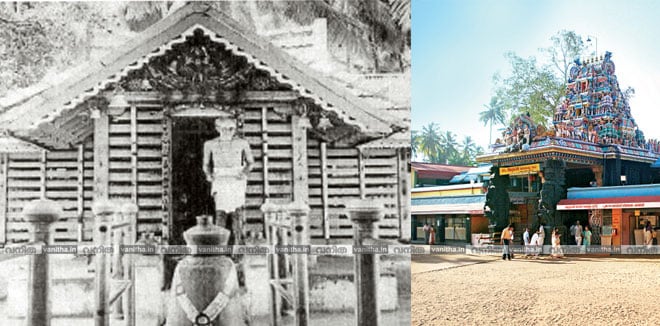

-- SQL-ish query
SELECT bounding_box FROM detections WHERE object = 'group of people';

[569,220,592,247]
[502,221,596,260]
[423,223,436,245]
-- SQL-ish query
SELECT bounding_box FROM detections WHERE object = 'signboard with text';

[499,163,540,176]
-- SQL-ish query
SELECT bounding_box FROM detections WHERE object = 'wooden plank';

[110,148,162,158]
[108,185,163,195]
[243,123,291,134]
[109,123,164,134]
[94,109,110,201]
[363,177,399,185]
[261,107,269,200]
[76,144,85,242]
[320,142,329,240]
[109,161,161,170]
[245,135,292,146]
[40,150,47,198]
[361,148,398,157]
[363,167,398,175]
[246,184,291,195]
[109,136,162,146]
[131,105,138,202]
[326,148,359,157]
[358,151,366,199]
[0,154,7,244]
[291,115,308,204]
[162,114,172,242]
[252,161,291,170]
[109,172,161,182]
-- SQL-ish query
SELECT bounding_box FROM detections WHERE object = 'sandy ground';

[412,254,660,326]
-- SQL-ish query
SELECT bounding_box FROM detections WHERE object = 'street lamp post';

[586,35,598,57]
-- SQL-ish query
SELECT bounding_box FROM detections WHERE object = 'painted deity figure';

[522,124,531,146]
[203,116,255,246]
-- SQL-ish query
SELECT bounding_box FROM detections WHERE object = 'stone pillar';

[24,199,61,326]
[288,202,310,326]
[121,202,138,326]
[347,201,383,326]
[92,200,116,326]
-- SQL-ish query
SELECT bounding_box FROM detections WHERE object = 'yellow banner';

[500,163,540,176]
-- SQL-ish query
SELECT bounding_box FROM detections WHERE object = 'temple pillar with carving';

[591,165,603,186]
[538,159,566,229]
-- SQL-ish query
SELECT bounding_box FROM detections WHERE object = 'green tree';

[440,131,458,164]
[458,136,477,165]
[419,122,442,162]
[411,129,421,160]
[479,96,506,145]
[540,30,585,82]
[492,30,587,127]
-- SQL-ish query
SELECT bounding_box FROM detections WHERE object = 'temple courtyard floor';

[412,254,660,325]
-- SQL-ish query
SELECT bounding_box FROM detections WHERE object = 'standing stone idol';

[203,116,254,245]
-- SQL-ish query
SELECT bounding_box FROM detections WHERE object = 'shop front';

[557,184,660,245]
[411,194,489,244]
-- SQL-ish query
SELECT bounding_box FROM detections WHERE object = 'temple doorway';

[171,117,217,244]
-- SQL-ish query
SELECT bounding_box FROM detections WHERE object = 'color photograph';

[411,0,660,325]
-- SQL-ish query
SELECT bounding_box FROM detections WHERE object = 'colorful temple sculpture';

[479,51,660,245]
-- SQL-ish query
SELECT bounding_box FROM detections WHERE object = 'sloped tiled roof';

[0,2,399,148]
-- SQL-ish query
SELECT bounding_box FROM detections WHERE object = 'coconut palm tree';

[440,131,459,164]
[411,129,421,160]
[419,123,442,162]
[479,96,506,146]
[459,136,477,165]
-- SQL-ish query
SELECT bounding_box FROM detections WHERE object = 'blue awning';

[412,195,486,215]
[652,156,660,168]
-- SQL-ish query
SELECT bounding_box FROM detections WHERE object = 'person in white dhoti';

[203,116,254,246]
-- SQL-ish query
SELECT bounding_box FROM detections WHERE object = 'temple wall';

[0,93,405,243]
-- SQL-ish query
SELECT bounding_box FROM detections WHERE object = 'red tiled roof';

[412,162,471,180]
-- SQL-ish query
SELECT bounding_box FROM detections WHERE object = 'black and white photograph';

[0,1,411,325]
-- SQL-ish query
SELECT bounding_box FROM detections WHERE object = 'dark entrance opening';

[171,117,217,245]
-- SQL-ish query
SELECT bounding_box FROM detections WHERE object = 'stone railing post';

[346,200,383,326]
[121,202,138,326]
[111,204,125,320]
[92,199,117,326]
[24,198,62,326]
[261,202,282,326]
[288,201,310,326]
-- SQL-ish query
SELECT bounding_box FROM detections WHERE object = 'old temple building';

[477,51,660,245]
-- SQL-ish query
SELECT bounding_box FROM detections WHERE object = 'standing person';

[644,221,653,247]
[575,220,583,249]
[203,116,254,247]
[551,228,564,258]
[501,224,513,260]
[538,223,545,255]
[530,231,541,258]
[423,223,430,244]
[429,226,436,245]
[570,221,577,244]
[523,227,531,256]
[583,226,592,251]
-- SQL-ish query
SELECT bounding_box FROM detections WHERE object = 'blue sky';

[412,0,660,150]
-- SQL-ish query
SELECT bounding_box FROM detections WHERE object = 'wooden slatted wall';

[108,99,165,237]
[307,143,402,240]
[4,142,94,243]
[242,103,294,236]
[363,148,400,239]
